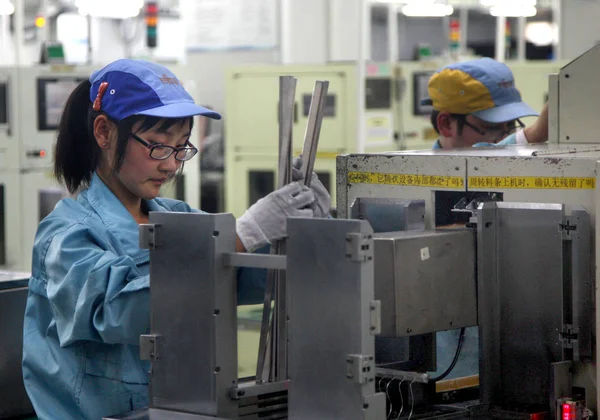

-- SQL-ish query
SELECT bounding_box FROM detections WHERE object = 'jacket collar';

[80,173,169,259]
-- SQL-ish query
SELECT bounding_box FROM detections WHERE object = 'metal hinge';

[345,233,373,262]
[140,334,161,361]
[346,354,375,385]
[559,217,577,241]
[560,324,577,349]
[139,224,161,249]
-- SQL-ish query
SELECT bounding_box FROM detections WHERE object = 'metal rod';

[300,81,330,186]
[223,253,286,270]
[256,76,297,382]
[271,76,297,382]
[277,76,297,188]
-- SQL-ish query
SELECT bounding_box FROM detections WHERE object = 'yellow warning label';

[469,176,596,190]
[347,172,596,190]
[294,150,340,159]
[348,171,465,188]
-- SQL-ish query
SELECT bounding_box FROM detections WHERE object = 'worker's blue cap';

[421,57,538,123]
[89,59,221,121]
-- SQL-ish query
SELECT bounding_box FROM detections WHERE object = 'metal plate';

[0,269,30,290]
[373,229,477,337]
[146,212,238,417]
[350,197,425,233]
[287,218,384,420]
[478,202,565,409]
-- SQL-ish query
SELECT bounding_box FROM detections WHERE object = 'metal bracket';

[559,217,577,241]
[139,224,161,249]
[346,354,375,384]
[345,233,373,262]
[370,300,381,335]
[560,324,577,349]
[140,334,161,361]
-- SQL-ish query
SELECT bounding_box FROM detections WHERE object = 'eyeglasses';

[462,118,525,143]
[131,133,198,161]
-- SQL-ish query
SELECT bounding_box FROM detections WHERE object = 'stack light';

[449,18,460,52]
[146,2,158,48]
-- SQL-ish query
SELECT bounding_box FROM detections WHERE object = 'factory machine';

[0,64,94,419]
[107,45,600,419]
[0,64,96,272]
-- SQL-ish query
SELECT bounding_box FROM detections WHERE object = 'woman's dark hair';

[430,110,466,135]
[54,79,194,193]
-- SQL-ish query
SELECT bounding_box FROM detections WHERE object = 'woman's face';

[111,119,192,201]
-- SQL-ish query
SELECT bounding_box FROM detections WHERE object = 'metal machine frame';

[336,146,598,417]
[105,214,386,420]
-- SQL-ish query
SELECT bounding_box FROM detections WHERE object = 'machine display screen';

[0,82,8,126]
[365,79,391,110]
[37,77,85,131]
[302,94,336,117]
[413,71,435,116]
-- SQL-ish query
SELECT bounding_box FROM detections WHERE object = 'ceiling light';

[402,3,453,17]
[525,21,557,46]
[0,0,14,16]
[76,0,144,19]
[489,5,537,17]
[480,0,536,6]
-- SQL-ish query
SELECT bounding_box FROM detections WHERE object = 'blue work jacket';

[22,173,266,419]
[432,132,518,149]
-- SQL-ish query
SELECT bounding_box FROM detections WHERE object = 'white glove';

[237,182,316,252]
[292,156,331,218]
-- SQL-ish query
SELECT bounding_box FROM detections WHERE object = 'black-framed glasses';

[131,133,198,161]
[462,118,525,142]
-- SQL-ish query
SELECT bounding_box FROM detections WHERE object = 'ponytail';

[54,79,100,193]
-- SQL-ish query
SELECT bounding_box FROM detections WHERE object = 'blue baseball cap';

[89,59,221,121]
[422,57,538,123]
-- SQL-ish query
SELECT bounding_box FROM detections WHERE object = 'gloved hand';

[292,156,331,218]
[237,182,316,252]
